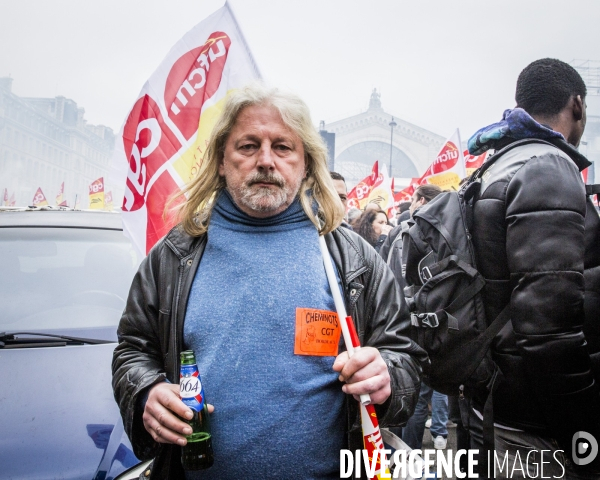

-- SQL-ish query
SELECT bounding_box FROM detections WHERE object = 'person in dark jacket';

[466,58,600,478]
[112,84,427,480]
[395,201,411,225]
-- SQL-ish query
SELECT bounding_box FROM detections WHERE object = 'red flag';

[32,188,49,206]
[3,188,8,206]
[393,177,421,203]
[89,177,105,210]
[464,150,489,176]
[8,192,16,206]
[420,129,466,191]
[347,161,380,210]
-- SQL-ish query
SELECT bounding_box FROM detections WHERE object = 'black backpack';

[400,138,600,475]
[398,142,532,477]
[399,140,558,397]
[403,138,600,397]
[401,138,600,396]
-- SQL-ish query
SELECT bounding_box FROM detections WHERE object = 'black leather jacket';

[112,224,428,479]
[471,138,600,449]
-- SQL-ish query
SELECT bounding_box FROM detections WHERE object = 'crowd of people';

[112,57,600,479]
[334,176,452,453]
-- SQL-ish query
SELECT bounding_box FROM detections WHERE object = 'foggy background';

[1,0,599,206]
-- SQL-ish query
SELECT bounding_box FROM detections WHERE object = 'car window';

[0,226,141,334]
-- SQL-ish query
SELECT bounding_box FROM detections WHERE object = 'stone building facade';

[0,77,115,207]
[322,90,445,188]
[573,60,600,184]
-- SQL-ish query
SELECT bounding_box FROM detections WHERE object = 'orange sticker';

[294,308,342,357]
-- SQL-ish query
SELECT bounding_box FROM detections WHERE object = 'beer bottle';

[179,350,214,470]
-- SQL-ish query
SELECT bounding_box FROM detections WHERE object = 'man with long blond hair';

[112,84,426,479]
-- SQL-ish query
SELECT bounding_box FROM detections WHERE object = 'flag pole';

[318,235,370,405]
[319,234,395,479]
[456,127,466,182]
[225,1,262,78]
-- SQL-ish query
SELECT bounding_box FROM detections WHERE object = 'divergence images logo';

[572,431,598,466]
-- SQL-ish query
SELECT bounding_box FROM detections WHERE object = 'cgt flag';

[89,177,105,210]
[56,181,68,206]
[392,131,467,207]
[32,187,49,207]
[394,177,421,204]
[112,1,261,255]
[347,161,380,211]
[420,129,466,191]
[8,192,16,206]
[464,149,489,177]
[347,161,396,215]
[376,165,396,219]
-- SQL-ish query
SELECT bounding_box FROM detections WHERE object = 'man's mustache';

[246,173,285,188]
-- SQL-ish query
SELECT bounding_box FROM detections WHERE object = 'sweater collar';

[211,190,310,230]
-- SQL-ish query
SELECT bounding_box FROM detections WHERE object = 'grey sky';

[1,0,598,141]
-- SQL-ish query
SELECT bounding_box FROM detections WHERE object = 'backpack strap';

[470,138,556,182]
[481,366,504,479]
[471,304,511,478]
[411,276,486,331]
[411,255,486,331]
[420,254,478,282]
[586,184,600,196]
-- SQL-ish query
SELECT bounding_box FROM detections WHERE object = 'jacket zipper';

[170,261,185,381]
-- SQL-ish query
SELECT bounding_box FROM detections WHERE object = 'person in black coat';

[466,58,600,478]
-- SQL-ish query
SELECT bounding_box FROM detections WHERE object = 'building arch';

[323,89,445,187]
[335,140,418,178]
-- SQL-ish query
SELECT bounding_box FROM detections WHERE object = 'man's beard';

[233,172,301,214]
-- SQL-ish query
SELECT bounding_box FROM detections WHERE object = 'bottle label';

[180,364,205,412]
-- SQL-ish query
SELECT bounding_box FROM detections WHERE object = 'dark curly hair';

[356,209,388,247]
[516,58,586,117]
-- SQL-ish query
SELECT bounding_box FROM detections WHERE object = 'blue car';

[0,208,149,480]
